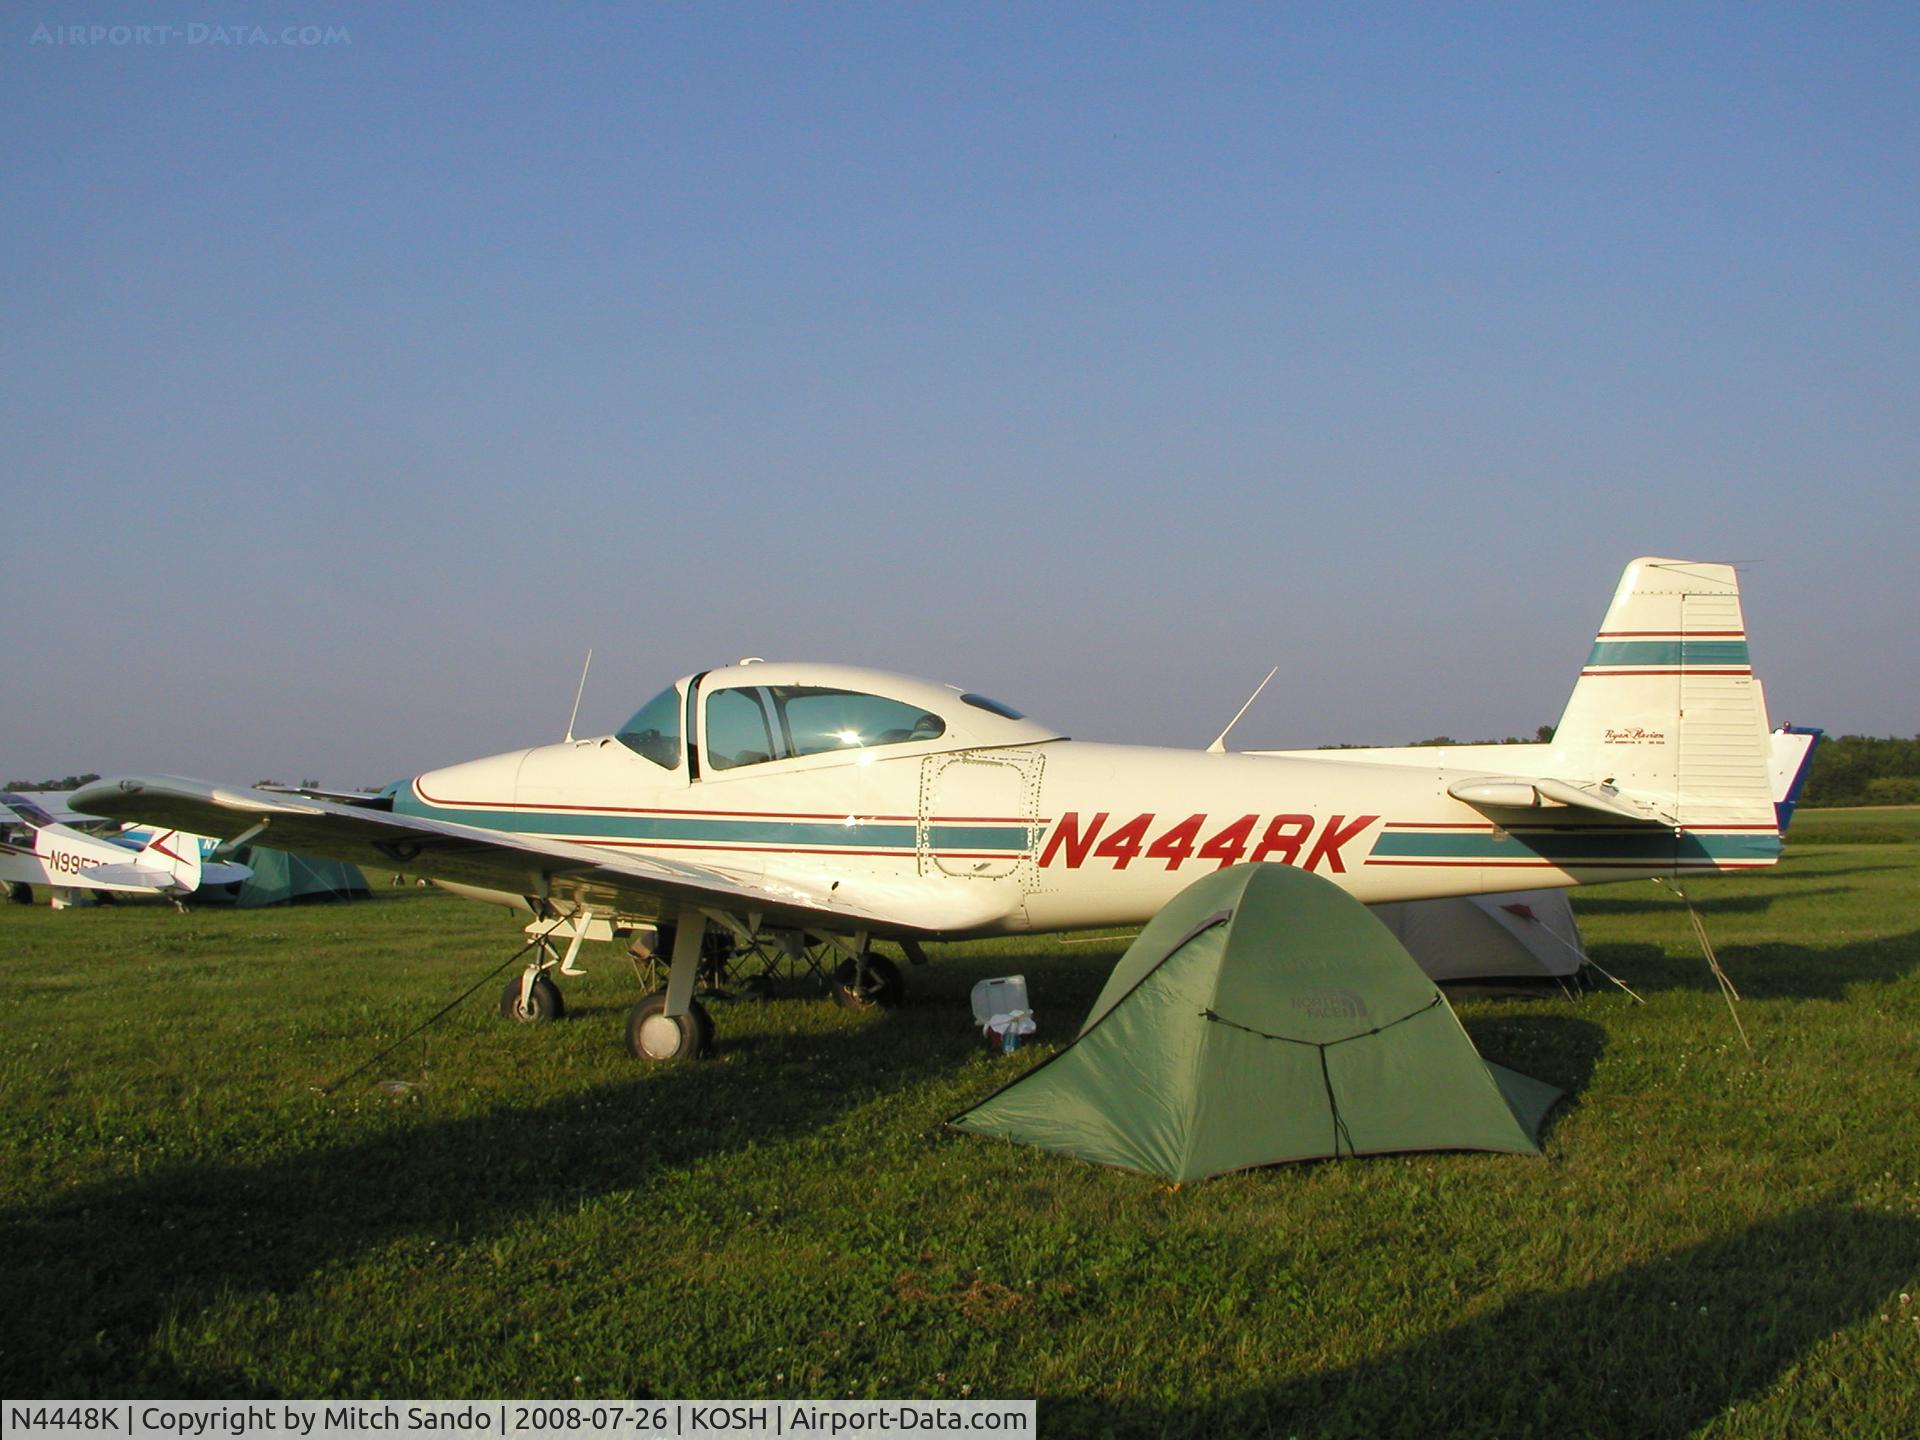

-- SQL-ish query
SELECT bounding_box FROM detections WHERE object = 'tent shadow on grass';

[1458,1013,1608,1102]
[1046,1202,1920,1439]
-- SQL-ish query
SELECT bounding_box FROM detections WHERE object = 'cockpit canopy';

[615,662,1060,774]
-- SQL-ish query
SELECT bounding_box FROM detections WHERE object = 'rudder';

[1549,559,1775,829]
[139,830,203,892]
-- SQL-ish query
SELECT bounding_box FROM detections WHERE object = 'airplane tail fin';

[1,791,58,830]
[137,830,203,892]
[1547,558,1776,830]
[1769,726,1823,832]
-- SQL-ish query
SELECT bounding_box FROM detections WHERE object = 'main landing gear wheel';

[626,991,714,1061]
[500,975,566,1023]
[830,952,905,1010]
[6,882,32,906]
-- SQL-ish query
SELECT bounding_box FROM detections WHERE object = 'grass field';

[2,811,1916,1435]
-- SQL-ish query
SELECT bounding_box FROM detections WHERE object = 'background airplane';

[0,792,251,907]
[74,557,1812,1061]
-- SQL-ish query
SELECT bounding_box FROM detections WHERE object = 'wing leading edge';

[69,776,995,936]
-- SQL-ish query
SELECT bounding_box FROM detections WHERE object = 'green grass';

[2,819,1916,1435]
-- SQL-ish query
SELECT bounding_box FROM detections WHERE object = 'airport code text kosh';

[6,1403,1035,1440]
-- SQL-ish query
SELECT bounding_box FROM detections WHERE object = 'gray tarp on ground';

[1373,889,1586,984]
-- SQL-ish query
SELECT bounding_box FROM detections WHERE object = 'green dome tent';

[950,864,1560,1182]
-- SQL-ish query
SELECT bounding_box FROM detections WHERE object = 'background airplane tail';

[137,830,203,892]
[1548,558,1776,829]
[1,791,58,830]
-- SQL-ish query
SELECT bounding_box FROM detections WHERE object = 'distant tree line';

[1800,735,1920,807]
[1400,726,1559,747]
[3,772,100,792]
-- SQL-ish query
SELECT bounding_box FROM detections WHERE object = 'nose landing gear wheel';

[500,975,566,1023]
[627,990,715,1061]
[830,952,905,1009]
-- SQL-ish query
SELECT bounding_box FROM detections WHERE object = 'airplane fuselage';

[396,732,1781,940]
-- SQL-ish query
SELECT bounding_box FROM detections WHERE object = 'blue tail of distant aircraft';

[1769,726,1823,832]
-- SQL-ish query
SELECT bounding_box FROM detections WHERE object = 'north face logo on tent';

[1293,986,1368,1020]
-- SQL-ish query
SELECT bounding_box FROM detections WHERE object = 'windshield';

[615,685,683,769]
[706,686,946,771]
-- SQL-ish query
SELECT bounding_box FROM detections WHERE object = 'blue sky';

[4,3,1914,783]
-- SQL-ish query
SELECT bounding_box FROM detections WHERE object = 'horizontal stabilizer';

[71,864,166,893]
[1447,776,1675,825]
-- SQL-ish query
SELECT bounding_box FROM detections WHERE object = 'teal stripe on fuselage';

[1585,640,1750,668]
[397,796,1030,853]
[1371,828,1780,866]
[929,824,1037,851]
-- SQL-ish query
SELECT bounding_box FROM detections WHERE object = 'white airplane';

[73,557,1809,1061]
[0,792,251,906]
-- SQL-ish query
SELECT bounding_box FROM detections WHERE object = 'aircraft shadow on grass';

[1572,884,1853,918]
[0,1005,990,1398]
[1582,929,1920,1003]
[1048,1201,1920,1439]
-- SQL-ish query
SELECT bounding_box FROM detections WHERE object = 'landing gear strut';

[494,902,919,1061]
[496,905,608,1023]
[500,974,566,1022]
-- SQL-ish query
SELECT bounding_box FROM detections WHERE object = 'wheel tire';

[6,883,32,906]
[499,975,566,1023]
[830,952,905,1009]
[626,991,714,1061]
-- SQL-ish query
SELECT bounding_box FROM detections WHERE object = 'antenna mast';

[564,649,594,743]
[1207,665,1279,753]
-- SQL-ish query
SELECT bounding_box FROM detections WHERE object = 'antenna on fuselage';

[564,649,594,743]
[1206,665,1279,754]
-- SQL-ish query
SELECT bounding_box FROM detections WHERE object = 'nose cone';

[405,748,535,813]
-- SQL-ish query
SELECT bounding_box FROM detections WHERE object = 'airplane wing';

[69,776,991,936]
